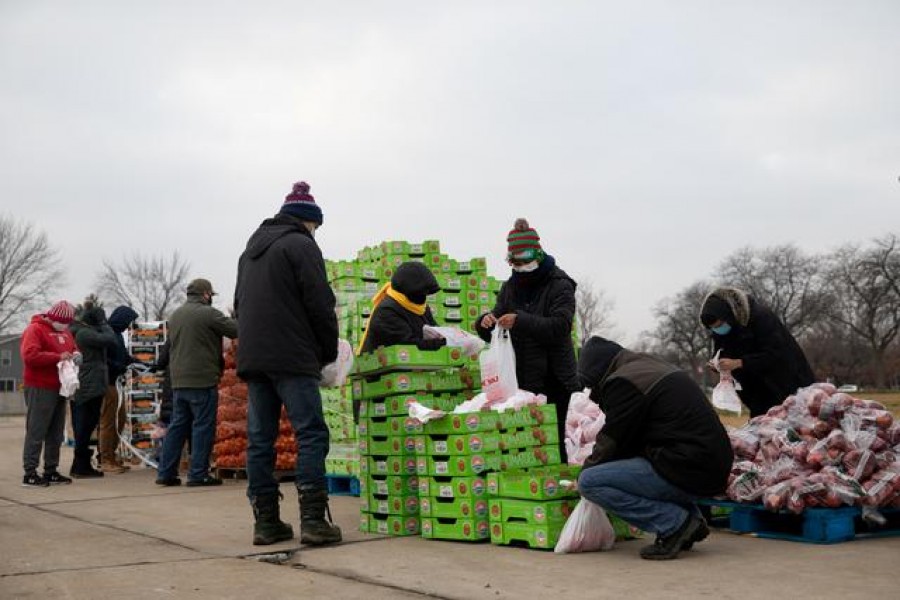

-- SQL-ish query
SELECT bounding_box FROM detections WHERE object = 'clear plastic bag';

[564,390,606,466]
[553,498,616,554]
[320,339,354,387]
[58,359,79,398]
[479,328,518,402]
[423,325,486,357]
[711,351,742,415]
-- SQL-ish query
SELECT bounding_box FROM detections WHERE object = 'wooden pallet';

[326,474,361,496]
[698,499,900,544]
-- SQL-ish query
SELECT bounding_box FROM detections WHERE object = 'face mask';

[512,261,539,273]
[51,321,68,332]
[711,323,732,336]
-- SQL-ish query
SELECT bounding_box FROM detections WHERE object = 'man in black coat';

[358,261,446,353]
[234,181,341,547]
[576,337,733,560]
[99,305,138,473]
[476,218,579,461]
[700,286,815,417]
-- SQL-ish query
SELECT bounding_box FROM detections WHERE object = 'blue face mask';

[711,323,732,336]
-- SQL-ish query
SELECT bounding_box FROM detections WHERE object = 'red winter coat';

[20,315,77,390]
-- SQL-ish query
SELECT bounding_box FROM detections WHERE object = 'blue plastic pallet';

[326,474,361,497]
[698,499,900,544]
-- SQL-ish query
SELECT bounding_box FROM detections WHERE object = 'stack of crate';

[321,385,358,478]
[124,321,167,462]
[418,404,563,542]
[355,345,479,537]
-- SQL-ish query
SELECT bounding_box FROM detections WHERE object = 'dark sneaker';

[43,471,73,485]
[682,517,710,550]
[640,515,703,560]
[23,472,49,487]
[155,477,182,486]
[70,468,104,479]
[186,476,223,487]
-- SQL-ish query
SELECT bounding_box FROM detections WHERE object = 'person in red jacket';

[20,301,78,487]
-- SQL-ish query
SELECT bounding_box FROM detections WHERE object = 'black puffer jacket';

[701,287,815,417]
[578,338,734,497]
[360,262,445,353]
[71,307,118,404]
[234,213,338,380]
[475,255,579,395]
[106,306,138,385]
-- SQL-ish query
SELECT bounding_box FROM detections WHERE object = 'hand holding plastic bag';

[554,498,616,553]
[58,358,79,398]
[479,328,518,402]
[321,339,354,387]
[711,350,742,414]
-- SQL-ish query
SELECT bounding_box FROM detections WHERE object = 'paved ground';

[0,416,895,599]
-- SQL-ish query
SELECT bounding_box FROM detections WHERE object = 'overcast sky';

[2,1,898,343]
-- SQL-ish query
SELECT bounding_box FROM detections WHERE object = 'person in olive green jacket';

[156,279,237,486]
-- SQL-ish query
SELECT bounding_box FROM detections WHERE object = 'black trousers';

[71,396,102,471]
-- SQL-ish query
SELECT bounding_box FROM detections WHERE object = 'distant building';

[0,333,25,415]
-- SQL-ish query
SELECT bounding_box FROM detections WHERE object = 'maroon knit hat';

[280,181,324,224]
[46,300,75,324]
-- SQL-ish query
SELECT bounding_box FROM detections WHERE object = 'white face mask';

[512,261,539,273]
[51,321,68,332]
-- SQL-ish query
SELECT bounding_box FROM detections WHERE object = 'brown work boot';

[101,462,128,474]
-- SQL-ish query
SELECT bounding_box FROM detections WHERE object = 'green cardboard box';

[420,453,501,477]
[389,416,424,436]
[418,475,489,499]
[365,474,420,497]
[486,465,581,499]
[421,517,490,541]
[494,446,561,472]
[420,495,490,519]
[364,493,420,516]
[355,345,471,376]
[488,497,577,525]
[359,265,383,281]
[425,432,501,456]
[496,405,557,430]
[356,368,479,401]
[365,455,419,476]
[433,306,465,323]
[362,513,421,537]
[422,411,501,435]
[359,392,469,418]
[497,425,558,450]
[489,521,564,550]
[358,417,390,438]
[361,435,420,456]
[435,274,464,292]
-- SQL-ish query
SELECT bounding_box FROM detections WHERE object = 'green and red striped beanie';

[506,218,544,262]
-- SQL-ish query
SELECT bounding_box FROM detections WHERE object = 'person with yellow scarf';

[358,262,446,355]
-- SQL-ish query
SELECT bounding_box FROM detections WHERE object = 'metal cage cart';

[119,321,168,466]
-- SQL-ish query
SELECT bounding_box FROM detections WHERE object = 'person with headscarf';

[699,286,814,417]
[475,218,579,461]
[576,336,733,560]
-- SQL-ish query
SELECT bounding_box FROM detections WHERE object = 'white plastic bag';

[407,401,446,424]
[554,498,616,553]
[565,390,606,465]
[711,350,742,415]
[321,339,354,387]
[479,328,518,403]
[423,325,486,357]
[58,359,80,398]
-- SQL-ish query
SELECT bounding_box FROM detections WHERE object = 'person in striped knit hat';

[19,301,79,487]
[475,218,580,461]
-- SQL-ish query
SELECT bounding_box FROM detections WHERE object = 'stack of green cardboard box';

[354,345,480,536]
[418,403,563,542]
[324,240,502,482]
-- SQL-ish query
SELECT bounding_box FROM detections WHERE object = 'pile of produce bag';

[726,383,900,512]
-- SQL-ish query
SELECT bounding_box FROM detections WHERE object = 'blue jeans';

[157,387,217,482]
[246,374,329,499]
[578,457,698,537]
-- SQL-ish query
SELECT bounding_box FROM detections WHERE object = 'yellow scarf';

[356,283,427,355]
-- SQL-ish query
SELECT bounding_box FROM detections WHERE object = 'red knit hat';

[46,300,75,324]
[280,181,324,224]
[506,218,544,262]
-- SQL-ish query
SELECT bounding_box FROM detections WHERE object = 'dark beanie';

[700,294,733,328]
[577,336,624,389]
[391,262,440,304]
[280,181,324,225]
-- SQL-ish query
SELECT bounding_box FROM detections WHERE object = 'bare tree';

[717,244,828,339]
[575,280,616,344]
[645,280,712,384]
[826,241,900,388]
[96,252,190,320]
[0,214,65,333]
